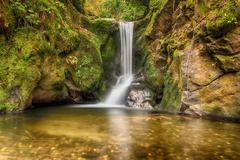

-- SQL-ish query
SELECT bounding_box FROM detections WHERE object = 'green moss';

[54,28,80,53]
[173,50,179,59]
[0,1,15,31]
[69,0,85,13]
[158,54,182,112]
[145,55,164,90]
[186,0,194,8]
[75,55,102,90]
[83,17,118,33]
[0,28,46,111]
[0,89,7,102]
[8,0,65,27]
[144,0,168,36]
[214,54,240,72]
[101,36,117,79]
[4,0,82,54]
[42,56,66,87]
[203,104,225,116]
[198,0,208,15]
[159,72,182,112]
[101,36,116,62]
[0,0,117,111]
[85,0,148,21]
[64,28,103,92]
[0,102,17,111]
[104,0,147,20]
[134,0,169,100]
[206,0,240,37]
[0,55,41,111]
[13,28,48,55]
[135,24,152,69]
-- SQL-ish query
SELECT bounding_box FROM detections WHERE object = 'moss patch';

[65,28,103,92]
[205,0,240,37]
[159,54,182,112]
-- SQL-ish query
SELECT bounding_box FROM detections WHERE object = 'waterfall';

[105,21,134,105]
[120,21,133,77]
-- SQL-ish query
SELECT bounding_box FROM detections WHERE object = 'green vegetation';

[159,55,182,112]
[98,0,147,20]
[84,0,148,21]
[145,54,165,92]
[206,0,240,37]
[0,0,116,111]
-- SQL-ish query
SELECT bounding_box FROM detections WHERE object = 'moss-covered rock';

[0,0,121,111]
[32,55,67,104]
[205,26,240,72]
[0,1,15,38]
[214,54,240,72]
[0,28,45,111]
[69,0,86,13]
[64,28,103,95]
[83,17,118,32]
[144,42,166,94]
[159,50,182,112]
[134,0,175,105]
[205,0,240,37]
[101,35,118,83]
[0,55,41,111]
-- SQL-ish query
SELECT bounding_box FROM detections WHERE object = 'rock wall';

[136,0,240,118]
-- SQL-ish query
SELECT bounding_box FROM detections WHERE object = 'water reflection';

[0,106,239,159]
[107,109,131,159]
[106,109,149,159]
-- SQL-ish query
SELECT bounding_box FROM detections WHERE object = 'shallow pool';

[0,106,239,159]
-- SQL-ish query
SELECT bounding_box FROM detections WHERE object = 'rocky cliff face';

[136,0,240,118]
[0,0,239,118]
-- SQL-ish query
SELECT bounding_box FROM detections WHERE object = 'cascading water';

[104,21,134,105]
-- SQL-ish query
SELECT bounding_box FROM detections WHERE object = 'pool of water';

[0,105,239,159]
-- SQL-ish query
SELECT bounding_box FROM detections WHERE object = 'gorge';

[0,0,239,119]
[0,0,240,159]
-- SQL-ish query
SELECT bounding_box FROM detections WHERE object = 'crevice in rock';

[189,71,238,93]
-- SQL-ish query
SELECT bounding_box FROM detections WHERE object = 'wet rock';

[182,104,203,117]
[127,89,153,109]
[127,73,153,109]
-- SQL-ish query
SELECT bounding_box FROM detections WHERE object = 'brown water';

[0,106,239,160]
